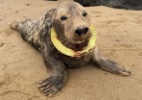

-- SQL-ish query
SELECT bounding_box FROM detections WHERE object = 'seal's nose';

[75,27,89,36]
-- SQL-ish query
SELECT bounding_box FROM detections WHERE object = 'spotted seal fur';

[9,2,131,96]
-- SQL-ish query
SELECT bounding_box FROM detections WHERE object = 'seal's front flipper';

[92,47,131,76]
[38,75,66,96]
[38,54,67,96]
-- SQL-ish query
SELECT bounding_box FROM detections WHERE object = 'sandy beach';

[0,0,142,100]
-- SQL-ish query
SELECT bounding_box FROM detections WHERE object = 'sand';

[0,0,142,100]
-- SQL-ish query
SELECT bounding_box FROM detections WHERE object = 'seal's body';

[10,2,131,96]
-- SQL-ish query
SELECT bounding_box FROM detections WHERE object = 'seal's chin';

[64,39,89,51]
[75,40,85,44]
[73,39,88,44]
[51,25,97,57]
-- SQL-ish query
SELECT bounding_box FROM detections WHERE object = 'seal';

[9,2,131,96]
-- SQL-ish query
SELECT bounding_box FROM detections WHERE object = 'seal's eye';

[60,16,68,21]
[82,12,87,17]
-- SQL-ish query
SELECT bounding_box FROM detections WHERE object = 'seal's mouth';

[51,25,97,57]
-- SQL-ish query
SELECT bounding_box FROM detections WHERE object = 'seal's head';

[53,2,91,50]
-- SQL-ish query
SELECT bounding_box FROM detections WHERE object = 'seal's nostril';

[84,27,89,33]
[75,27,89,36]
[75,29,81,35]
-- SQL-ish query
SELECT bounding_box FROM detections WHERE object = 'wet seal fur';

[9,2,131,96]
